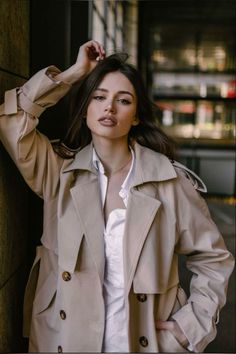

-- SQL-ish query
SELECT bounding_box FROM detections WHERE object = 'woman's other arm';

[170,171,234,352]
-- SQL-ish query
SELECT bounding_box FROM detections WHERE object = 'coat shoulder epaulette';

[172,160,207,193]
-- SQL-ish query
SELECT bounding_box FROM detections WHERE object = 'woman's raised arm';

[0,40,105,198]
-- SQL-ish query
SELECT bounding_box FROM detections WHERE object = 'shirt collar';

[92,148,105,174]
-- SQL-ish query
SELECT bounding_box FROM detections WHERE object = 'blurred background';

[0,0,235,352]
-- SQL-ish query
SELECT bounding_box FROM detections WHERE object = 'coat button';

[58,346,63,353]
[139,336,148,347]
[62,271,71,281]
[60,310,66,320]
[137,293,147,302]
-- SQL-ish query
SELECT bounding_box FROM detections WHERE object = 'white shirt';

[92,148,135,352]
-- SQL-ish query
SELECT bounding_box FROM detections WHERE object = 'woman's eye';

[93,96,105,101]
[117,98,131,105]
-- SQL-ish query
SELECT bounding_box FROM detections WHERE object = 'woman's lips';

[98,116,117,127]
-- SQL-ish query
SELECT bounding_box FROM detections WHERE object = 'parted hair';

[55,53,176,159]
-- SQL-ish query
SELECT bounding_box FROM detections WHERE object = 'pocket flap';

[33,271,57,314]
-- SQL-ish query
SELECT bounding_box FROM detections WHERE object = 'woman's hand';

[156,320,189,348]
[54,40,105,84]
[75,40,105,74]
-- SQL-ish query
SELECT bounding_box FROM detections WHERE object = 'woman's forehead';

[96,71,135,93]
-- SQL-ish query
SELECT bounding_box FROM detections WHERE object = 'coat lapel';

[61,143,105,284]
[123,188,161,294]
[70,174,105,284]
[122,143,177,294]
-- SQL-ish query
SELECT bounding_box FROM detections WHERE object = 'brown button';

[139,336,148,347]
[58,346,63,353]
[60,310,66,320]
[137,293,147,302]
[62,271,71,281]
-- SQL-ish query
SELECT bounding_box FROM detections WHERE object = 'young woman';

[0,40,234,353]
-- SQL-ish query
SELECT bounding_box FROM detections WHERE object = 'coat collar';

[63,143,97,174]
[63,142,177,185]
[131,142,177,185]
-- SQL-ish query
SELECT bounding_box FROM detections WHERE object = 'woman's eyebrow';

[94,87,134,98]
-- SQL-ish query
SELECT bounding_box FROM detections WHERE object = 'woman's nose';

[105,101,116,114]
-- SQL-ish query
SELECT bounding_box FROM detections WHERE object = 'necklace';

[109,155,132,176]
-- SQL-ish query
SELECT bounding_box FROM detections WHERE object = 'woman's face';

[86,71,138,142]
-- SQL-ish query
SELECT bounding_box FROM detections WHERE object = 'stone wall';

[0,0,30,351]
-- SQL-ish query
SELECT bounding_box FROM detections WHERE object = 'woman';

[0,40,234,353]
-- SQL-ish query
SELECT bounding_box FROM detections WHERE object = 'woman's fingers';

[156,320,189,347]
[53,40,105,84]
[75,40,106,74]
[156,320,175,330]
[86,40,105,61]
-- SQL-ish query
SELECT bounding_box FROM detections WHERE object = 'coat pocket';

[156,286,189,352]
[170,285,188,316]
[157,329,189,352]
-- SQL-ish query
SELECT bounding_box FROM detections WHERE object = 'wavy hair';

[55,53,176,159]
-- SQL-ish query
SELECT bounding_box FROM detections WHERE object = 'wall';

[0,0,30,351]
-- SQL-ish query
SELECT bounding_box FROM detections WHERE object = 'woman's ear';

[132,117,139,126]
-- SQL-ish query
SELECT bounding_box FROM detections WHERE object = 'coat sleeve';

[0,66,72,198]
[171,168,235,352]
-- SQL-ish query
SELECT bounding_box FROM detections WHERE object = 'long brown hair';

[55,53,176,159]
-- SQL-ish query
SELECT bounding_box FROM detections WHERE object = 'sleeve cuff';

[172,302,217,352]
[22,66,72,107]
[2,66,72,118]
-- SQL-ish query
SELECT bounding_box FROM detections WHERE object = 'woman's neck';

[92,137,132,176]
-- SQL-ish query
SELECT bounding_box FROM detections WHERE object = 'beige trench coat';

[0,67,234,353]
